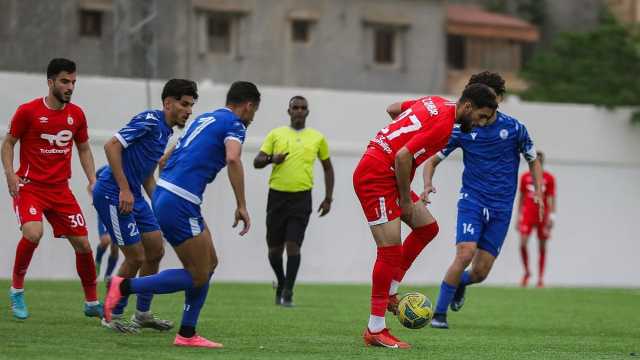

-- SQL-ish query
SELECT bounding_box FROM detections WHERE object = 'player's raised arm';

[225,139,250,236]
[1,134,22,197]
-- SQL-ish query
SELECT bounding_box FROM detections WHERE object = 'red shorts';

[518,208,550,240]
[353,152,419,225]
[13,183,88,238]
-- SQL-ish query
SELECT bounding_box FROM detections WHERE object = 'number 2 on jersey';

[382,108,422,140]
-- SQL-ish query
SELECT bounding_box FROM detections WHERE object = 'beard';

[52,88,71,104]
[457,114,473,133]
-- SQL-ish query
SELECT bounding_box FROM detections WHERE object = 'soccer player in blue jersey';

[423,72,545,329]
[93,79,198,332]
[93,166,119,282]
[104,81,260,348]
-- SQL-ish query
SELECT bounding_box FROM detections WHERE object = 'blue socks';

[95,245,106,266]
[435,281,457,314]
[105,255,118,278]
[460,271,472,287]
[136,293,153,313]
[113,295,129,316]
[181,273,213,328]
[129,269,194,295]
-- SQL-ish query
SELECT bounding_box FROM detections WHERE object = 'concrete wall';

[0,0,446,93]
[0,72,638,287]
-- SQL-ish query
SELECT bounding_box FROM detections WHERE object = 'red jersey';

[520,171,556,213]
[8,97,89,187]
[366,96,456,173]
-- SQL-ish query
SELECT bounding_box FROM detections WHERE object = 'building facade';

[0,0,448,93]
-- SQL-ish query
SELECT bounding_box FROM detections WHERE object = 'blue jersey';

[158,108,246,205]
[97,110,173,197]
[96,165,108,178]
[438,112,536,210]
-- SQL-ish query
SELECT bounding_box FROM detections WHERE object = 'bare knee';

[470,267,490,283]
[22,228,43,244]
[144,246,164,266]
[69,236,92,253]
[209,252,218,273]
[190,269,210,287]
[125,253,145,269]
[455,246,475,267]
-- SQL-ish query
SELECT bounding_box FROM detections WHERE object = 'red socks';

[75,252,98,302]
[371,245,401,316]
[12,237,39,289]
[538,246,546,280]
[394,222,439,283]
[520,245,530,275]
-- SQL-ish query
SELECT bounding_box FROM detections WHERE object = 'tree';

[520,13,640,119]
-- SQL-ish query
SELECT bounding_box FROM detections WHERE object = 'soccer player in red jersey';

[2,58,101,319]
[518,151,556,288]
[353,84,498,349]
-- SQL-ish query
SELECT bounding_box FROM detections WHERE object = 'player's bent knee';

[145,247,165,264]
[191,271,210,287]
[22,226,43,243]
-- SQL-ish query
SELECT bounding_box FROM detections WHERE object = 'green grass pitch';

[1,280,638,359]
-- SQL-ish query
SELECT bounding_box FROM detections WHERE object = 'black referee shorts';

[266,189,312,248]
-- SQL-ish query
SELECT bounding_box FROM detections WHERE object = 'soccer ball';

[397,292,433,329]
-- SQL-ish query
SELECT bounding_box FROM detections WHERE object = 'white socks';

[368,315,385,333]
[389,280,400,295]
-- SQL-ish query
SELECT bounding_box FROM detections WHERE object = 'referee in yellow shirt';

[253,96,334,307]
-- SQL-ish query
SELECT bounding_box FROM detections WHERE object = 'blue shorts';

[93,182,160,246]
[152,187,204,247]
[97,218,109,237]
[456,199,512,257]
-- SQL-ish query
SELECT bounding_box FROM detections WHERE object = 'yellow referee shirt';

[259,126,330,192]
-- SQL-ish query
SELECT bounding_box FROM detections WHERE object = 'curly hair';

[467,71,506,97]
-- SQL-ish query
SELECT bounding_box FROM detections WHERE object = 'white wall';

[1,72,639,287]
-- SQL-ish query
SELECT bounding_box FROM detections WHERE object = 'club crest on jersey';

[29,206,37,215]
[67,116,74,125]
[500,129,509,140]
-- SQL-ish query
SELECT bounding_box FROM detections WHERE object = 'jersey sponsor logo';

[40,130,73,147]
[40,148,71,154]
[500,129,509,140]
[421,97,439,116]
[470,132,478,140]
[372,135,392,154]
[39,116,48,123]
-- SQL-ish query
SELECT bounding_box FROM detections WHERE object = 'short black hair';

[161,79,198,101]
[289,95,307,105]
[459,83,498,110]
[47,58,76,79]
[226,81,260,105]
[467,71,506,97]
